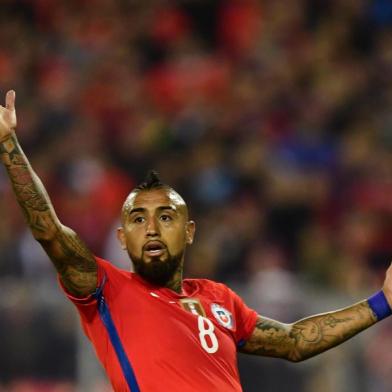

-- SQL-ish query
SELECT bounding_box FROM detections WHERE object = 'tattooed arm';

[244,262,392,362]
[0,90,97,297]
[241,260,392,361]
[240,301,377,362]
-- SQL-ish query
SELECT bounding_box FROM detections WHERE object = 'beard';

[130,249,183,286]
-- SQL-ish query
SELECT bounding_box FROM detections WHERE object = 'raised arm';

[241,264,392,362]
[0,90,97,296]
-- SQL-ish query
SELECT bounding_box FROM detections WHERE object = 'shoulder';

[94,257,153,300]
[95,256,135,284]
[185,277,233,298]
[96,256,128,273]
[185,277,227,288]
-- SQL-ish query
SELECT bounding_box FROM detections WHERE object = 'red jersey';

[60,257,257,392]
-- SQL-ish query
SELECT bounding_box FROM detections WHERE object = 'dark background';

[1,0,392,390]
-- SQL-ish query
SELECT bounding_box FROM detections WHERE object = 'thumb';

[5,90,15,111]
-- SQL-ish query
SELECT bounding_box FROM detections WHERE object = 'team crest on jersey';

[180,298,206,317]
[211,303,234,329]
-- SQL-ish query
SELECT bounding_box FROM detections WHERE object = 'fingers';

[5,90,15,110]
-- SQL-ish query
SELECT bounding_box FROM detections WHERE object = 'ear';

[117,227,127,250]
[185,220,196,245]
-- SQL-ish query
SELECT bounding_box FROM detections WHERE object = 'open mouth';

[143,241,166,257]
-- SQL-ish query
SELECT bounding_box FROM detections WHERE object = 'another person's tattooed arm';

[240,302,376,361]
[0,90,97,296]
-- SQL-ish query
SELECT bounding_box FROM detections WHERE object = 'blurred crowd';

[1,0,392,391]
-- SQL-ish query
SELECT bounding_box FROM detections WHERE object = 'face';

[117,188,195,285]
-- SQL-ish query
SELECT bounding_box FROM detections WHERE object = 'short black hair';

[121,169,189,223]
[135,170,168,191]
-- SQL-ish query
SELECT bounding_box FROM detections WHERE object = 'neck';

[165,268,183,294]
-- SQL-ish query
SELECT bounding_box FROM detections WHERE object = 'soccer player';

[1,90,391,391]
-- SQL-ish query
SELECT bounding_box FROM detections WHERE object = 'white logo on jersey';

[211,303,234,329]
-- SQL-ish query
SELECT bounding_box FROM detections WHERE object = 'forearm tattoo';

[1,136,53,234]
[49,227,98,295]
[241,301,377,361]
[0,135,97,295]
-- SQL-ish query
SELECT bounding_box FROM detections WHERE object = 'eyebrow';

[129,206,177,215]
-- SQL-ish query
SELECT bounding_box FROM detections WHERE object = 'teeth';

[147,249,163,254]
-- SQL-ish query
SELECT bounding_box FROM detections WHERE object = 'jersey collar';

[132,273,200,298]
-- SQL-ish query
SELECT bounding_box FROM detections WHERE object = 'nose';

[146,217,160,237]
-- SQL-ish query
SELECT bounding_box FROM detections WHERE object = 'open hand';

[0,90,17,142]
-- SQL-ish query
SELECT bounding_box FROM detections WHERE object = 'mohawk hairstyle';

[134,170,168,191]
[121,169,188,223]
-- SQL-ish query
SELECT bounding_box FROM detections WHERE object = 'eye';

[133,216,145,223]
[160,214,172,222]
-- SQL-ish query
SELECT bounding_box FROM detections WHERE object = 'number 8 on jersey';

[197,315,219,354]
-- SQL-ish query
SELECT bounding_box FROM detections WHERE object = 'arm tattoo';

[1,135,97,296]
[1,137,52,234]
[45,227,97,296]
[240,301,377,362]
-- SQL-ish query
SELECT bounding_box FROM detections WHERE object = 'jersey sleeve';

[58,256,124,323]
[227,287,258,347]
